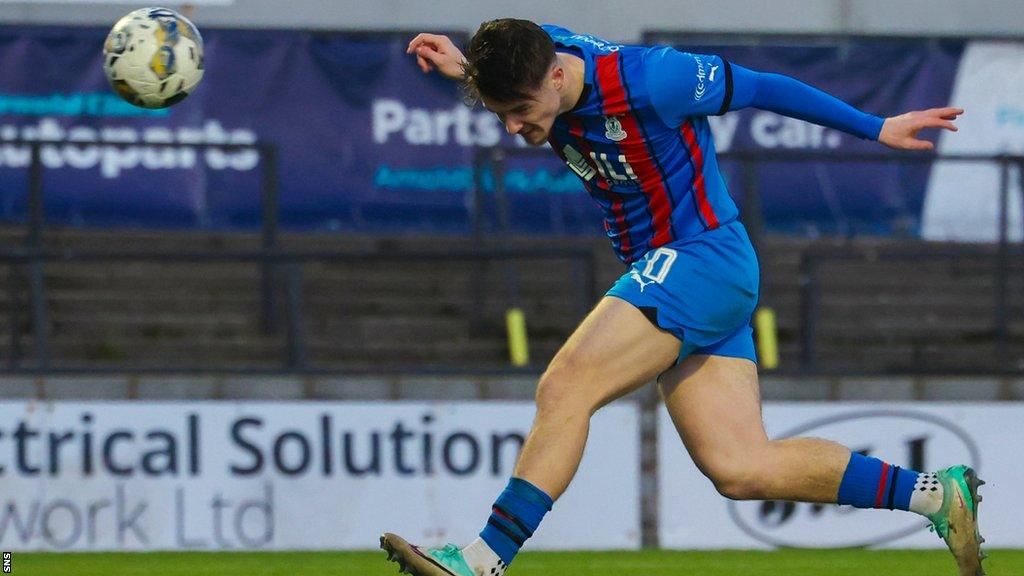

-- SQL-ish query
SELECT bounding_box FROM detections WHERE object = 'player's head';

[462,18,565,146]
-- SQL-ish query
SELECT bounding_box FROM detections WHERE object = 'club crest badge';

[604,116,627,142]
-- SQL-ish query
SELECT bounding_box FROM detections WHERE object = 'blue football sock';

[479,477,553,565]
[837,452,921,511]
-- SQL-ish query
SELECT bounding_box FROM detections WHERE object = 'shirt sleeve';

[728,64,885,140]
[646,47,885,141]
[645,47,736,124]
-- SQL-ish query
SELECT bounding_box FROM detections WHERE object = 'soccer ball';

[103,7,204,109]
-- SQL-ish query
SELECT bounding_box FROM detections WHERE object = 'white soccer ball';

[103,7,205,109]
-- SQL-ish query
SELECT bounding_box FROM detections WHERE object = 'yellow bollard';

[506,307,530,367]
[754,307,779,370]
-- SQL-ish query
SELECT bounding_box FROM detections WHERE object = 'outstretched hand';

[406,33,467,81]
[878,107,964,151]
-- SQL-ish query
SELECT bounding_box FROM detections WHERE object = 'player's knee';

[535,359,593,416]
[702,458,767,501]
[712,475,764,501]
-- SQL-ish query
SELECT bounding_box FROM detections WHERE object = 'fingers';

[930,107,965,121]
[406,33,428,53]
[408,36,442,73]
[406,33,449,54]
[921,116,958,132]
[406,35,424,54]
[899,138,934,151]
[885,107,962,151]
[917,108,962,131]
[417,45,447,70]
[415,54,433,73]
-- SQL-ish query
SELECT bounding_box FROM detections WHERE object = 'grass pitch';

[14,549,1024,575]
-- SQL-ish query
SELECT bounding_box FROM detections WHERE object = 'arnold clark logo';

[728,410,980,548]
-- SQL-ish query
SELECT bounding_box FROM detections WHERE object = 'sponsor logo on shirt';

[561,141,639,188]
[562,144,597,181]
[693,55,711,101]
[568,34,622,53]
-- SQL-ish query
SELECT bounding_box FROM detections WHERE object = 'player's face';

[482,80,562,146]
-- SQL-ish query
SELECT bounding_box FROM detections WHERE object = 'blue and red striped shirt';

[542,25,884,263]
[544,25,737,264]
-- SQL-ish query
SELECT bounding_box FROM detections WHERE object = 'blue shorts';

[606,220,760,363]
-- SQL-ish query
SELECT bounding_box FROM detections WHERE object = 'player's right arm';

[406,33,467,81]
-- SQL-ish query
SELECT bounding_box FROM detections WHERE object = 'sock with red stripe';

[837,452,939,515]
[478,477,553,567]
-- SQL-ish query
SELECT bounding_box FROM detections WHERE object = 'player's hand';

[878,107,964,151]
[406,33,467,81]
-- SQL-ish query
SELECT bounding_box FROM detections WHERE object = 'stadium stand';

[2,227,1020,375]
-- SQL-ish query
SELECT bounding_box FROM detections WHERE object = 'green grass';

[13,549,1024,576]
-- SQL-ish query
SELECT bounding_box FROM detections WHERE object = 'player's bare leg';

[659,355,848,501]
[382,296,681,575]
[511,296,682,498]
[659,354,985,575]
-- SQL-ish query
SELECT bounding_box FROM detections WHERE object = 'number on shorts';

[640,247,677,284]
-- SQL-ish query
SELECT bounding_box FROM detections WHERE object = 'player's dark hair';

[462,18,556,104]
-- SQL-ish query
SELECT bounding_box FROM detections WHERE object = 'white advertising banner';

[922,41,1024,242]
[0,401,640,551]
[659,403,1023,549]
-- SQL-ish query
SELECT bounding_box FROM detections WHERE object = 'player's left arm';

[727,64,963,151]
[644,47,962,151]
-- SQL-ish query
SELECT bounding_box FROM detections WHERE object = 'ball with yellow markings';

[103,7,204,109]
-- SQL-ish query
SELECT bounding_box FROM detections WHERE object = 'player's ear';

[551,63,565,91]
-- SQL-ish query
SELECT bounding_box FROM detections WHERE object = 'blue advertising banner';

[0,26,581,234]
[0,26,966,236]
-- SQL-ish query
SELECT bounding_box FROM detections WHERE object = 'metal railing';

[720,152,1024,375]
[4,138,283,328]
[797,243,1024,375]
[1,245,598,374]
